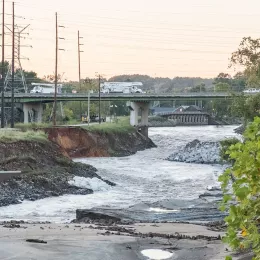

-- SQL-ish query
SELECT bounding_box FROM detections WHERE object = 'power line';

[13,2,260,18]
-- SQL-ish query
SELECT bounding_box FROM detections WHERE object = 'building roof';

[150,107,176,115]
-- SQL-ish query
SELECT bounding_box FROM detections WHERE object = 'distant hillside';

[108,74,214,93]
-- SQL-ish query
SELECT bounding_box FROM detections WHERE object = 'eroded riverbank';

[0,128,155,207]
[0,126,238,223]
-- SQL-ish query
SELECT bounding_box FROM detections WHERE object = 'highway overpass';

[0,92,243,135]
[3,92,234,103]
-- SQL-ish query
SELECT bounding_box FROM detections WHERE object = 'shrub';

[220,138,241,163]
[219,117,260,259]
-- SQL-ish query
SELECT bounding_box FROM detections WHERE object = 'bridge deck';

[3,92,236,103]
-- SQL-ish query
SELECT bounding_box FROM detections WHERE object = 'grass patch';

[0,130,48,143]
[15,122,52,132]
[82,117,135,134]
[54,156,72,166]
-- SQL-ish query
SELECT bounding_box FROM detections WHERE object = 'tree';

[230,93,260,121]
[82,78,99,92]
[22,70,44,92]
[230,37,260,88]
[230,94,247,118]
[214,73,232,85]
[0,61,9,77]
[231,72,246,92]
[214,82,231,92]
[62,83,74,94]
[42,73,64,83]
[190,83,206,92]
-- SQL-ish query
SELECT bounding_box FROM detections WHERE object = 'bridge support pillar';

[129,101,150,137]
[129,101,150,127]
[23,103,43,123]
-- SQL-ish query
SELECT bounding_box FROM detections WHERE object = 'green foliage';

[225,256,233,260]
[220,138,241,162]
[210,99,232,119]
[230,37,260,88]
[245,93,260,120]
[214,73,232,85]
[230,94,247,119]
[190,83,206,92]
[82,117,135,134]
[231,72,246,92]
[219,117,260,259]
[215,82,231,92]
[108,74,214,93]
[0,130,48,143]
[231,93,260,121]
[15,122,51,132]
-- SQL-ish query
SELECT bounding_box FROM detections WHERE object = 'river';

[0,126,238,223]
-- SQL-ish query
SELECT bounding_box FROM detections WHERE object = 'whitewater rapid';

[0,126,238,223]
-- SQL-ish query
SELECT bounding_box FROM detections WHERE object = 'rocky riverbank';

[0,127,156,207]
[0,139,116,207]
[167,139,221,164]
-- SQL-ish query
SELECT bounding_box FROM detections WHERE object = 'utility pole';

[78,30,83,118]
[1,0,5,128]
[98,74,101,124]
[53,12,58,126]
[52,12,65,126]
[88,91,90,126]
[10,1,14,128]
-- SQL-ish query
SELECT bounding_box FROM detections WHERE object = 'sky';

[2,0,260,81]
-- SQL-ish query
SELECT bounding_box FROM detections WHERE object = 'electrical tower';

[4,24,31,93]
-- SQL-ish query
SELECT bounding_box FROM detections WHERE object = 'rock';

[167,139,221,164]
[3,224,20,228]
[234,124,245,135]
[207,185,221,191]
[26,239,47,244]
[76,209,122,225]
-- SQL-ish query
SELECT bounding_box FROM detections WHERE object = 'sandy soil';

[0,222,246,260]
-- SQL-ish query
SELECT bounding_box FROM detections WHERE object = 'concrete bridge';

[5,92,232,103]
[1,92,236,136]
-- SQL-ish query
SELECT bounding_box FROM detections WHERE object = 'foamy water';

[141,249,174,260]
[0,126,238,223]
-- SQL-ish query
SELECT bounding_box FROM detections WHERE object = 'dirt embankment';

[45,127,156,158]
[0,140,114,207]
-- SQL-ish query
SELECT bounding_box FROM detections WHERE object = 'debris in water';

[26,239,47,244]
